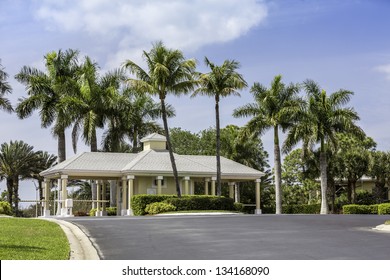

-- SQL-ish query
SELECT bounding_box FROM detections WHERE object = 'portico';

[39,133,265,217]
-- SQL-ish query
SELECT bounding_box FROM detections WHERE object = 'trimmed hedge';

[131,195,176,216]
[145,202,176,215]
[342,204,379,214]
[89,207,117,216]
[378,203,390,215]
[164,196,235,212]
[283,204,321,214]
[0,201,12,215]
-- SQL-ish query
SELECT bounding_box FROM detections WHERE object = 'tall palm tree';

[15,49,80,162]
[124,41,196,197]
[0,141,38,214]
[102,89,173,153]
[193,57,247,196]
[233,75,299,213]
[0,59,13,113]
[69,58,125,153]
[283,79,364,214]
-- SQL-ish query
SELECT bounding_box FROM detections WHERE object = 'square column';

[60,175,68,216]
[211,177,216,196]
[102,181,107,216]
[156,176,163,195]
[229,182,235,199]
[184,176,190,195]
[127,175,135,216]
[121,177,127,216]
[116,180,121,216]
[110,180,117,207]
[204,178,210,195]
[255,179,262,214]
[96,180,101,216]
[42,178,50,217]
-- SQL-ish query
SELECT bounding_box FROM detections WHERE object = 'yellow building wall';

[134,176,179,195]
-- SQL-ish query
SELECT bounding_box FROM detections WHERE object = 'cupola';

[140,133,167,151]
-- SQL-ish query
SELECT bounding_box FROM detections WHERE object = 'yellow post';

[116,180,120,216]
[102,181,106,215]
[255,179,262,214]
[43,178,50,217]
[61,175,68,216]
[211,177,216,196]
[184,176,190,195]
[96,180,101,216]
[157,176,163,195]
[121,177,127,216]
[205,179,209,195]
[229,182,235,199]
[127,175,135,216]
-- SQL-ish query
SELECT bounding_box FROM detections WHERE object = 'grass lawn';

[0,218,69,260]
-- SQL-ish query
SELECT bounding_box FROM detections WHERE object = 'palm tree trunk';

[13,177,19,216]
[91,130,98,152]
[319,150,329,214]
[215,95,222,196]
[274,126,282,214]
[58,128,66,163]
[132,129,138,153]
[6,178,13,210]
[160,97,181,198]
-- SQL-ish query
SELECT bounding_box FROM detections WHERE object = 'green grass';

[0,218,70,260]
[385,220,390,225]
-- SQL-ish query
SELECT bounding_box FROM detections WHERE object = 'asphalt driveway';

[64,214,390,260]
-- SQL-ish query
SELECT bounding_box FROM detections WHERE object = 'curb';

[42,218,100,260]
[373,224,390,232]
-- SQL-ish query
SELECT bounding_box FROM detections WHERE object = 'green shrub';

[385,220,390,225]
[378,203,390,215]
[74,210,89,216]
[0,201,12,216]
[89,207,117,216]
[356,191,376,205]
[343,204,379,214]
[234,202,244,212]
[145,202,176,215]
[165,195,234,212]
[131,195,176,216]
[282,204,321,214]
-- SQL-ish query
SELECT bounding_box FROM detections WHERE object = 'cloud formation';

[375,64,390,80]
[33,0,267,68]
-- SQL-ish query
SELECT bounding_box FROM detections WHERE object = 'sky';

[1,0,390,205]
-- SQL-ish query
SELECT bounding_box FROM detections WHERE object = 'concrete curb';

[42,218,100,260]
[373,224,390,232]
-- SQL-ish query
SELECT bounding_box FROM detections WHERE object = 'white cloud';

[33,0,268,69]
[375,64,390,80]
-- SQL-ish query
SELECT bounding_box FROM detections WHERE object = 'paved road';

[64,214,390,260]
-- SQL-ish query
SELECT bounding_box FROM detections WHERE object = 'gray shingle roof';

[40,150,264,179]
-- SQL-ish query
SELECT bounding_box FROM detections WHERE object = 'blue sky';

[1,0,390,203]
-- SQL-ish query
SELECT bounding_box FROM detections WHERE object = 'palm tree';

[0,59,13,113]
[15,49,80,162]
[233,75,300,213]
[283,79,364,214]
[102,89,173,153]
[0,141,38,214]
[69,57,125,153]
[124,41,196,197]
[193,57,247,196]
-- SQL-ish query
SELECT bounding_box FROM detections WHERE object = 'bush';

[282,204,321,214]
[234,202,244,212]
[89,207,117,216]
[131,195,176,216]
[74,210,89,216]
[0,201,12,216]
[343,204,379,214]
[378,203,390,215]
[165,195,235,212]
[356,191,376,205]
[145,202,176,215]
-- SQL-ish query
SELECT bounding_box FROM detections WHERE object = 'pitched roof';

[40,150,264,180]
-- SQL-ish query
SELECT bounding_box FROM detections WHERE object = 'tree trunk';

[319,151,329,214]
[347,179,352,204]
[13,176,20,216]
[215,95,222,196]
[90,129,98,152]
[160,97,181,198]
[6,178,14,209]
[132,129,138,153]
[274,126,282,214]
[58,128,66,163]
[351,179,357,204]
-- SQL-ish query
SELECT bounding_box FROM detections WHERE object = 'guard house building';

[39,133,265,216]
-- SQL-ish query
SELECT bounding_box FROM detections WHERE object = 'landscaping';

[0,218,69,260]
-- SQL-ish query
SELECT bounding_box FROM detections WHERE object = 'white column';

[184,176,190,195]
[56,179,62,216]
[205,178,210,195]
[96,180,101,216]
[42,178,50,217]
[91,180,97,209]
[102,181,107,216]
[110,180,116,207]
[156,176,163,195]
[127,175,135,216]
[121,177,127,216]
[255,179,262,214]
[235,183,240,203]
[211,177,216,196]
[116,180,121,216]
[229,182,235,199]
[61,175,68,216]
